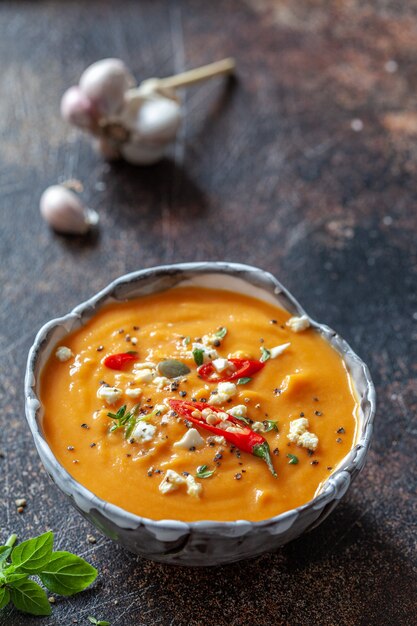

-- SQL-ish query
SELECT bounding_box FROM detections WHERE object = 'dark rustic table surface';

[1,1,416,624]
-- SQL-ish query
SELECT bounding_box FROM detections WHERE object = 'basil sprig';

[0,532,97,616]
[192,348,204,367]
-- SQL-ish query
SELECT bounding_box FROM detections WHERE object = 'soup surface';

[41,287,358,522]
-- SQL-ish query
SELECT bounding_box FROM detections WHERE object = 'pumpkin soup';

[40,287,358,522]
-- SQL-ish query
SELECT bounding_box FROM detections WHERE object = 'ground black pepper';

[234,473,242,480]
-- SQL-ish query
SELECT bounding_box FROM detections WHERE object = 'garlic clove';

[120,140,167,165]
[79,58,136,117]
[40,185,99,235]
[136,97,181,143]
[60,86,96,129]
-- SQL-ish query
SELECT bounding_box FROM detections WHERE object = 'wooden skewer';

[157,57,235,90]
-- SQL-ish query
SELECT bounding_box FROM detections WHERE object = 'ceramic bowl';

[25,262,375,566]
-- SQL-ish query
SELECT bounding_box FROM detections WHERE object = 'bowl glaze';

[25,262,375,566]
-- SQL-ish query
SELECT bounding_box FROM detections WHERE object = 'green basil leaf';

[196,465,215,479]
[0,587,10,610]
[0,546,12,566]
[9,578,51,616]
[237,377,252,385]
[39,551,97,596]
[88,617,110,626]
[192,348,204,367]
[2,570,28,584]
[262,420,278,432]
[11,531,53,573]
[215,327,227,339]
[287,453,299,465]
[260,347,271,362]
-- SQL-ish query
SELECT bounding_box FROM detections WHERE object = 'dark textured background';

[1,1,416,624]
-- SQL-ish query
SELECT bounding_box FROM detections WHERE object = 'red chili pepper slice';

[103,352,138,371]
[198,358,264,383]
[169,399,277,477]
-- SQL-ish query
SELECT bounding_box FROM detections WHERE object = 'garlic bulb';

[60,86,95,129]
[40,185,99,235]
[79,58,135,116]
[61,57,235,165]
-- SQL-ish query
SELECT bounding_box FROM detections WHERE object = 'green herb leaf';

[11,531,53,574]
[196,465,215,479]
[88,617,110,626]
[0,587,10,610]
[193,348,204,367]
[287,453,299,465]
[108,404,140,438]
[39,551,97,596]
[215,327,227,339]
[237,377,252,385]
[125,350,138,356]
[253,442,277,477]
[262,420,278,432]
[231,414,251,425]
[183,336,191,346]
[0,546,12,566]
[9,578,51,616]
[260,347,271,362]
[2,570,28,584]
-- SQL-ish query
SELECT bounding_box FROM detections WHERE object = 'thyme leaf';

[196,465,215,479]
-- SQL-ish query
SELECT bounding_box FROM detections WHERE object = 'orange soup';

[41,287,358,522]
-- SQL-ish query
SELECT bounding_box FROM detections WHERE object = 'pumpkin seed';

[158,359,190,378]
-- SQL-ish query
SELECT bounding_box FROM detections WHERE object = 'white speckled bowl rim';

[25,262,375,543]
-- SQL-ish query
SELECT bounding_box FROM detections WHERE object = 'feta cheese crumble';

[55,346,73,362]
[133,369,154,384]
[159,470,186,494]
[173,428,205,450]
[152,376,170,390]
[286,315,310,332]
[130,421,156,443]
[212,358,234,373]
[191,342,219,363]
[97,385,123,405]
[125,387,143,399]
[227,404,247,418]
[210,382,237,405]
[159,470,202,497]
[287,417,318,450]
